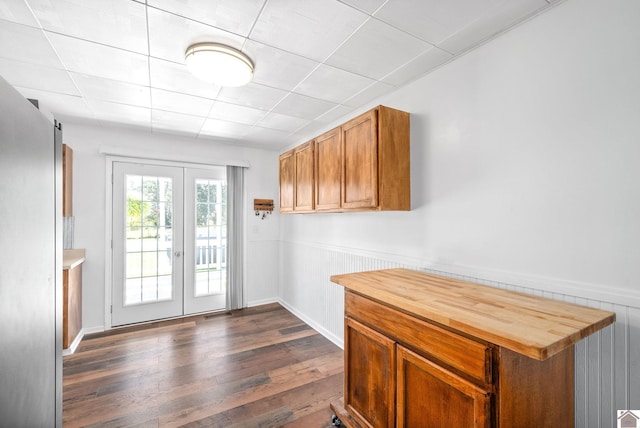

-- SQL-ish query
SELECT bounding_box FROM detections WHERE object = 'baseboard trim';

[278,298,344,349]
[62,329,85,356]
[247,297,279,307]
[83,325,106,335]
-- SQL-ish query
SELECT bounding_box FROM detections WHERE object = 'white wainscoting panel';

[278,241,640,428]
[246,240,280,307]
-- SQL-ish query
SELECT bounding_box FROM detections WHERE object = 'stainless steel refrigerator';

[0,75,63,427]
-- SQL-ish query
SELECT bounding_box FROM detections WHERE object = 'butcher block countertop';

[63,249,85,270]
[330,268,615,360]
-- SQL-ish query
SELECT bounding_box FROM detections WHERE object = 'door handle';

[174,251,181,257]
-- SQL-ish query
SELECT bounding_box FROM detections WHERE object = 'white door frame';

[104,155,236,329]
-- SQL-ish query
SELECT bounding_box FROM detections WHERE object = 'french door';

[112,162,227,326]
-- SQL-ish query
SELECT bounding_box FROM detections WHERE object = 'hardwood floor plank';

[64,334,336,414]
[63,304,343,428]
[157,352,343,427]
[211,372,344,427]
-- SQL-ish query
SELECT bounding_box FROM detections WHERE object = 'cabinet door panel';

[345,317,395,428]
[279,150,294,212]
[342,110,378,209]
[397,346,491,428]
[62,265,82,349]
[315,127,341,211]
[294,142,314,211]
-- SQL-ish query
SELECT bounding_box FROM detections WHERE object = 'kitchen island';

[330,268,616,428]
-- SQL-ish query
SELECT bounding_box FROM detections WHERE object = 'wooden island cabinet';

[330,268,616,428]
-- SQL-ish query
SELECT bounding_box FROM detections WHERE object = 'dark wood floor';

[63,303,344,427]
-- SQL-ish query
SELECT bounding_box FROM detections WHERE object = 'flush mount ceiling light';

[184,43,254,87]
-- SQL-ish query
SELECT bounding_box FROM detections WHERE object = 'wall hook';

[254,199,274,220]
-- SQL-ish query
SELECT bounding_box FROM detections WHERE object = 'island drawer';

[345,291,492,385]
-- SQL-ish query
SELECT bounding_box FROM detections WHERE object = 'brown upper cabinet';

[279,149,294,212]
[280,105,410,214]
[279,141,315,213]
[341,109,379,210]
[293,141,315,212]
[314,127,342,211]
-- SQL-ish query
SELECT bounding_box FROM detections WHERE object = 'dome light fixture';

[184,43,254,87]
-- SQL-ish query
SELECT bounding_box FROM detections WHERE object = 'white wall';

[64,123,280,331]
[283,0,640,304]
[278,0,640,425]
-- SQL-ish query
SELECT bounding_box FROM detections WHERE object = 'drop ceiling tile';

[243,40,320,91]
[256,111,309,133]
[47,32,149,85]
[147,0,265,37]
[0,0,40,27]
[152,127,201,139]
[151,109,206,138]
[0,58,79,95]
[315,104,356,124]
[15,86,91,118]
[339,0,388,14]
[0,0,563,147]
[72,73,150,107]
[250,0,368,62]
[243,126,293,148]
[149,57,221,99]
[28,0,148,54]
[86,99,151,130]
[217,82,288,111]
[147,7,246,64]
[382,46,453,86]
[200,118,253,138]
[438,0,549,54]
[373,0,496,45]
[342,80,395,107]
[197,133,239,144]
[326,17,431,80]
[208,101,267,125]
[294,64,374,104]
[0,20,63,67]
[151,88,214,117]
[271,92,337,120]
[292,120,333,141]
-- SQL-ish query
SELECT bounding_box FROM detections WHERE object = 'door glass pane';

[194,178,227,297]
[125,174,173,305]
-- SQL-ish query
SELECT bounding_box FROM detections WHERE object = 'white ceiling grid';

[0,0,558,150]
